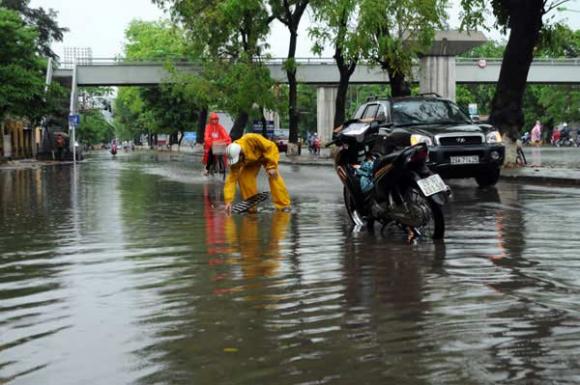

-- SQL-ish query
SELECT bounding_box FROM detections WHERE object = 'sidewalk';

[279,154,580,186]
[0,159,77,170]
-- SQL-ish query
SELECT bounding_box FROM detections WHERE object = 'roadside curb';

[500,168,580,186]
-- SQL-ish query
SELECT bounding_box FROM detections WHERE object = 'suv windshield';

[391,99,471,126]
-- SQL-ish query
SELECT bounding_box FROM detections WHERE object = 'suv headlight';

[410,134,433,146]
[486,131,502,144]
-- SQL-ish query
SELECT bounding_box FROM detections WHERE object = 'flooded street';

[1,152,579,385]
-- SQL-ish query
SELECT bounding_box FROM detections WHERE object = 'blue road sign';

[183,131,197,142]
[68,114,80,126]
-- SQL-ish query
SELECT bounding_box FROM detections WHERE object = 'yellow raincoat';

[224,133,291,209]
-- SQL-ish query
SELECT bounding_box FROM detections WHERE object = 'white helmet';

[226,143,242,165]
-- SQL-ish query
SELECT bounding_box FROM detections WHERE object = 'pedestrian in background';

[203,112,231,176]
[530,120,542,167]
[531,120,542,146]
[55,133,65,161]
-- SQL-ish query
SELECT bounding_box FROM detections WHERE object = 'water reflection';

[0,167,73,383]
[1,156,580,385]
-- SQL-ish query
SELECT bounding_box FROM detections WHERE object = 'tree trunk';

[490,0,543,153]
[196,107,208,144]
[230,111,249,140]
[287,29,299,144]
[386,67,411,97]
[334,80,349,128]
[334,47,357,128]
[260,107,268,138]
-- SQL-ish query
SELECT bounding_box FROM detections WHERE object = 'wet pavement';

[1,151,580,385]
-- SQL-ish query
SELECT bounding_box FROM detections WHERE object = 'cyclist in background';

[203,112,231,176]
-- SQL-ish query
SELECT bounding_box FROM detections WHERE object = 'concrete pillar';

[420,56,456,101]
[316,86,337,144]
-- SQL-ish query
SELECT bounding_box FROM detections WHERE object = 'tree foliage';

[459,0,573,146]
[358,0,448,97]
[0,0,67,58]
[78,110,115,145]
[124,19,187,60]
[0,7,46,121]
[114,20,195,144]
[153,0,280,139]
[457,25,579,135]
[268,0,310,144]
[310,0,364,127]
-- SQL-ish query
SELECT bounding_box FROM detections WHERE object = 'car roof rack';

[366,96,379,102]
[419,92,442,98]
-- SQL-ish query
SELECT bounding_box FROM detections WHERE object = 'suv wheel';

[475,167,500,188]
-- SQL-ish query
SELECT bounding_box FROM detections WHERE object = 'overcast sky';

[30,0,580,59]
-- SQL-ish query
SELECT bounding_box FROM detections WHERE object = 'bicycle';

[207,141,227,180]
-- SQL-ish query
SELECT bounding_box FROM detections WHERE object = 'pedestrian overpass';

[53,57,580,86]
[51,29,580,144]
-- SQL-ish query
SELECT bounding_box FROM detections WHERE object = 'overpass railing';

[54,56,580,70]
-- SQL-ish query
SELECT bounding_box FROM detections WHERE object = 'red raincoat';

[203,112,231,164]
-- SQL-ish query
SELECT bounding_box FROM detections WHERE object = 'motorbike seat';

[373,149,404,170]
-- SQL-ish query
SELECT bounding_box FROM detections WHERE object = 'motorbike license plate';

[417,174,447,197]
[450,155,479,164]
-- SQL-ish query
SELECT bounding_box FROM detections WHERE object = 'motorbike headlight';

[410,134,433,146]
[486,131,502,144]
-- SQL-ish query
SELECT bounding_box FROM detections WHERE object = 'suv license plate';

[450,155,479,164]
[417,174,447,197]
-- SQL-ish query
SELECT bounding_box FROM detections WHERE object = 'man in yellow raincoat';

[224,133,291,213]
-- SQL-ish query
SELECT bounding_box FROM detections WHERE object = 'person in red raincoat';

[203,112,231,175]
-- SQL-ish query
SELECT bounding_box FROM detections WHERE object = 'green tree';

[124,19,186,60]
[456,42,502,118]
[358,0,448,97]
[154,0,276,140]
[1,0,67,58]
[460,0,573,165]
[268,0,310,146]
[537,23,580,58]
[0,8,45,121]
[461,40,506,58]
[458,29,580,134]
[78,110,114,145]
[141,85,197,145]
[278,84,317,136]
[310,0,364,128]
[114,87,146,142]
[115,20,197,145]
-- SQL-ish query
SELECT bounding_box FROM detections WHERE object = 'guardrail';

[54,56,580,70]
[54,57,338,69]
[456,57,580,65]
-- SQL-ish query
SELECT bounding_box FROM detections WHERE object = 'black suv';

[352,96,505,187]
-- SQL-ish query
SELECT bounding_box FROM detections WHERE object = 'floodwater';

[1,152,579,385]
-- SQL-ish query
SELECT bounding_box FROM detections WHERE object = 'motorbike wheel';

[405,187,445,240]
[343,187,367,228]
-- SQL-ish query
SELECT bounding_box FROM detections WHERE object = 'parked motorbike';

[556,136,577,147]
[328,119,450,241]
[521,132,531,145]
